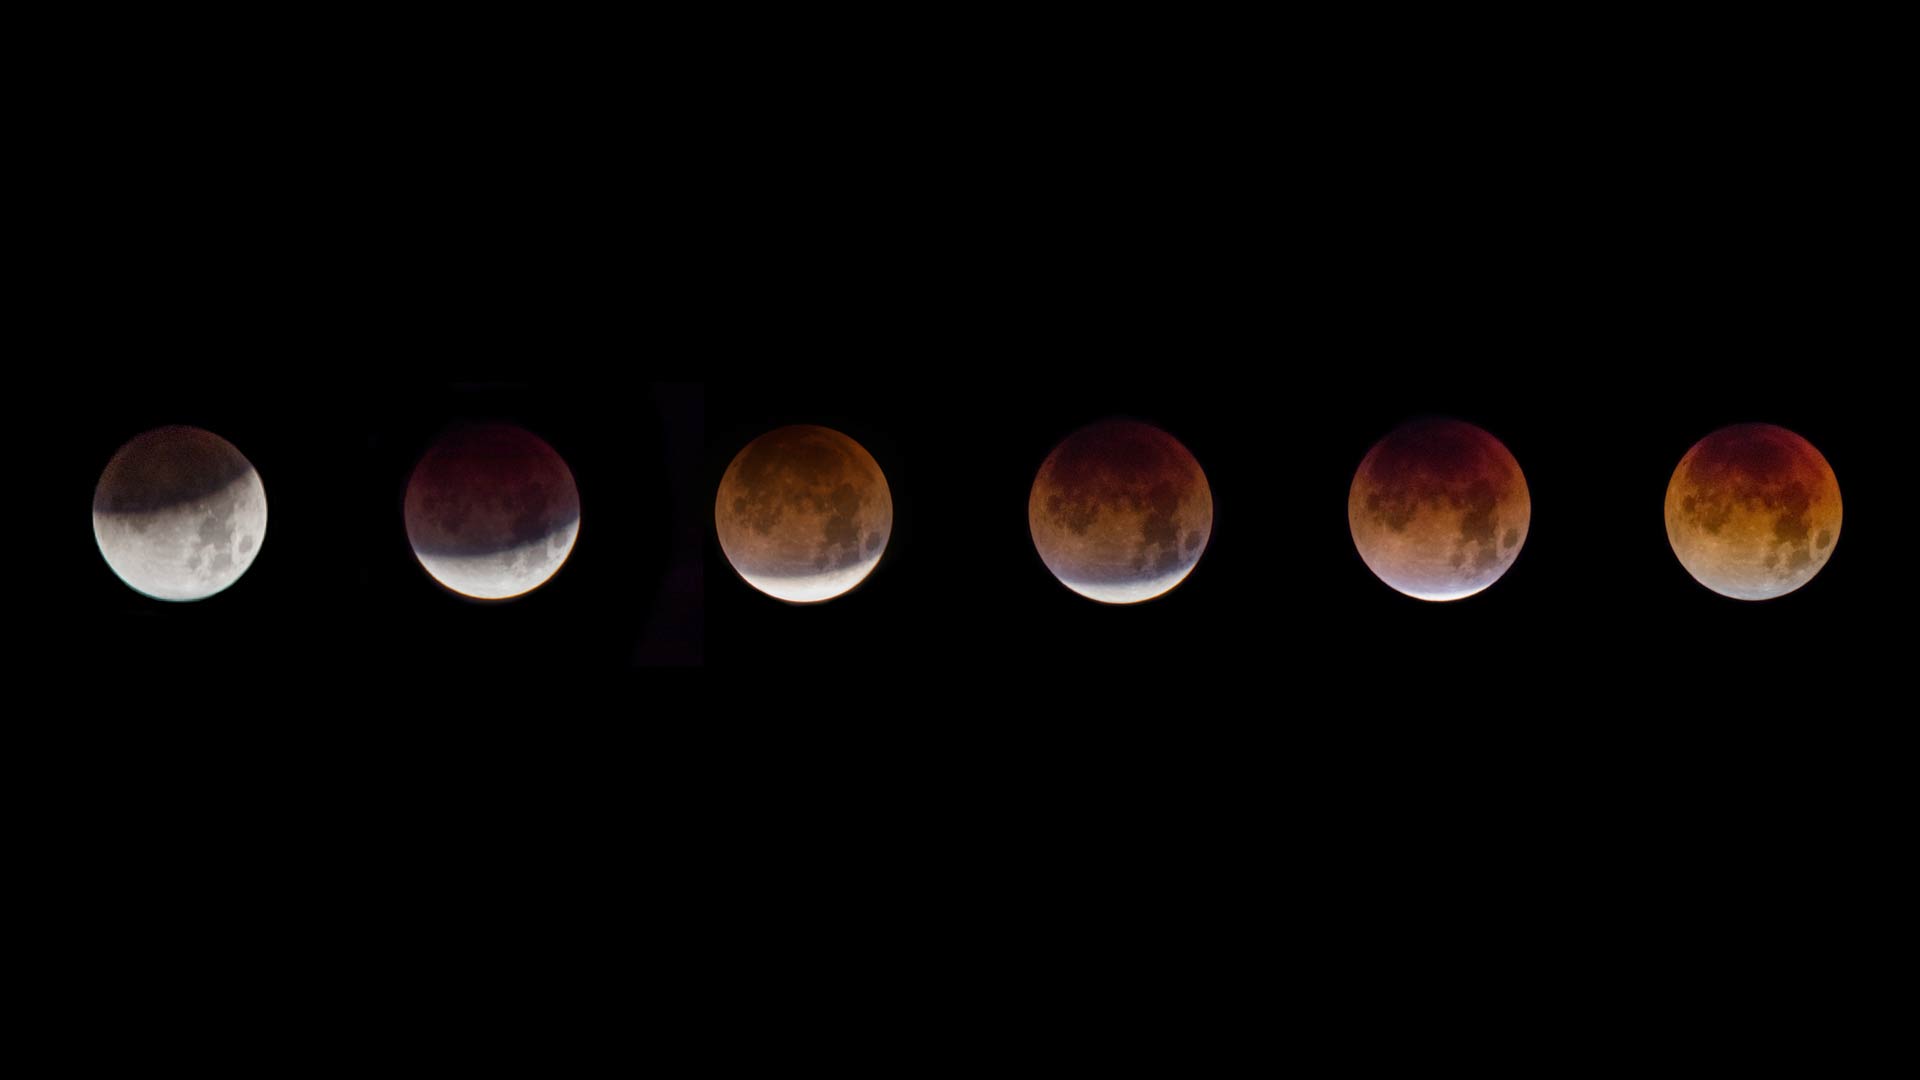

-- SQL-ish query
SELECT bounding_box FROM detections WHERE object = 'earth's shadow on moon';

[92,425,269,603]
[397,420,585,605]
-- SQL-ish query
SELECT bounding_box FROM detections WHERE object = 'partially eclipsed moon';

[404,423,580,600]
[93,425,267,601]
[1348,418,1530,601]
[1665,423,1840,600]
[714,425,893,603]
[1028,419,1213,604]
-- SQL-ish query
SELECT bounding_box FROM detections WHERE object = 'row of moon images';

[90,418,1843,605]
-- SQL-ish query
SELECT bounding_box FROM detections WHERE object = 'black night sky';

[26,33,1905,1014]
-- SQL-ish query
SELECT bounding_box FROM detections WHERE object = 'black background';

[25,27,1906,1012]
[51,162,1897,791]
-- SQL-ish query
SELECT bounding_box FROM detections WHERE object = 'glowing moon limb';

[735,556,886,604]
[1051,567,1201,605]
[413,524,582,601]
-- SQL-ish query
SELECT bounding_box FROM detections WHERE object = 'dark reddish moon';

[1348,418,1530,601]
[403,423,581,600]
[1665,422,1841,600]
[1028,419,1213,604]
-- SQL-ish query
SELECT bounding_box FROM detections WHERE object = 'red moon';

[1027,419,1213,604]
[1664,423,1841,600]
[1348,418,1530,601]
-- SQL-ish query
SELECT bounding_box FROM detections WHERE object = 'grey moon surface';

[404,423,581,600]
[93,425,267,601]
[714,425,893,603]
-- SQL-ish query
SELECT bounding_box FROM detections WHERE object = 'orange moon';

[1664,423,1841,600]
[1348,418,1530,601]
[1028,419,1213,604]
[714,425,893,603]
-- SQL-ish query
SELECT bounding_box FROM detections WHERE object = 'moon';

[715,425,893,603]
[1348,418,1530,601]
[93,425,267,601]
[1028,419,1213,604]
[1665,423,1840,600]
[404,423,581,600]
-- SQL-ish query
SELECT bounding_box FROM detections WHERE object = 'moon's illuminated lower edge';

[736,557,883,603]
[413,526,580,600]
[1367,576,1499,603]
[1672,561,1835,601]
[1051,566,1200,605]
[1692,580,1798,601]
[1353,556,1509,602]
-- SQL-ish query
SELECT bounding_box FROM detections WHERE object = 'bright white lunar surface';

[93,425,267,601]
